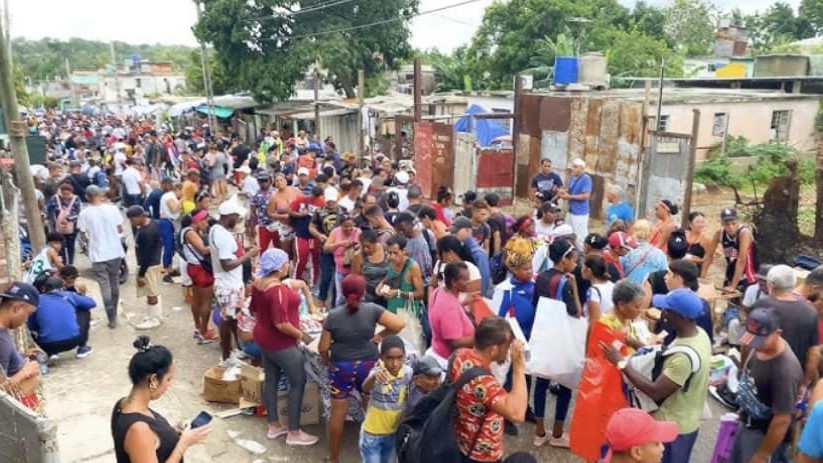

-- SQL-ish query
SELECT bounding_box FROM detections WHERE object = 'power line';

[261,0,484,41]
[249,0,358,22]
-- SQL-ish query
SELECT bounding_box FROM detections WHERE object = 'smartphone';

[190,411,212,429]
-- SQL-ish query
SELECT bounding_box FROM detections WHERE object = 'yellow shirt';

[362,365,413,435]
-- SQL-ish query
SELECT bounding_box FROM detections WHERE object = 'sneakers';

[134,318,161,330]
[549,432,570,448]
[162,274,174,284]
[504,420,519,436]
[267,426,288,440]
[286,430,319,446]
[533,432,550,447]
[198,330,219,345]
[76,346,93,359]
[218,356,243,368]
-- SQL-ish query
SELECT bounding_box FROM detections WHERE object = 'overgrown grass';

[695,138,812,189]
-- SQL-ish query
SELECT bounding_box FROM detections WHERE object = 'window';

[650,115,670,131]
[770,110,791,141]
[712,113,728,137]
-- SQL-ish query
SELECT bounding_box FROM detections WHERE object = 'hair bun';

[133,336,152,352]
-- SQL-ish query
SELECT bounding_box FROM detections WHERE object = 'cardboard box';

[278,382,320,426]
[203,367,241,404]
[239,363,264,407]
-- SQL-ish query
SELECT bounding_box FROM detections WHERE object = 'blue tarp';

[453,104,510,147]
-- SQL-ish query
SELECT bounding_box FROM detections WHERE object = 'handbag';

[525,295,587,389]
[397,295,425,356]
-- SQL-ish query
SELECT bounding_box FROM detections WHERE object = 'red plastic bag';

[569,321,630,462]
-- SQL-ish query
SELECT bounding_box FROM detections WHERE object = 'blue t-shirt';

[464,237,491,297]
[800,400,823,458]
[620,243,669,285]
[28,291,96,343]
[606,202,634,225]
[497,278,537,338]
[0,328,23,376]
[568,173,592,215]
[531,172,563,201]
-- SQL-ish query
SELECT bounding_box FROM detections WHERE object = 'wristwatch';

[617,359,628,371]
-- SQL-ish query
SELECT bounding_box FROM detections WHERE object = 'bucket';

[553,56,579,85]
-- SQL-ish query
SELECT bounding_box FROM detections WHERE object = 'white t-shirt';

[121,167,142,195]
[357,177,372,197]
[338,195,356,213]
[159,191,180,220]
[77,204,125,263]
[742,283,767,307]
[113,152,127,176]
[241,176,260,197]
[586,281,615,317]
[210,224,243,290]
[386,186,409,211]
[534,220,556,238]
[433,259,482,304]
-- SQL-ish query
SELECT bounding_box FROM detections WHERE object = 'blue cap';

[255,248,289,277]
[652,288,703,320]
[307,143,322,152]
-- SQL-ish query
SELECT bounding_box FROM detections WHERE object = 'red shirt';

[603,250,625,279]
[251,285,301,352]
[449,348,507,462]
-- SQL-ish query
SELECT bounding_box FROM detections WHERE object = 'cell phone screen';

[190,411,212,429]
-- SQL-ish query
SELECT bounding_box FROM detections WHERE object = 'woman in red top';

[251,248,319,446]
[431,186,454,227]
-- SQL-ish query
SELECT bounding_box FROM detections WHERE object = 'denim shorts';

[359,430,396,463]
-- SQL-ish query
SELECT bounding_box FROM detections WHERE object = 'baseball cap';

[0,282,39,307]
[413,356,444,377]
[126,205,148,219]
[651,288,704,320]
[608,231,638,250]
[298,167,310,176]
[85,185,103,197]
[395,171,410,185]
[449,216,473,233]
[572,158,586,168]
[324,188,339,203]
[256,248,289,277]
[218,201,247,217]
[604,408,678,462]
[720,208,738,222]
[740,308,780,349]
[255,171,272,181]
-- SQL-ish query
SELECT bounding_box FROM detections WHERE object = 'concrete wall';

[661,98,820,159]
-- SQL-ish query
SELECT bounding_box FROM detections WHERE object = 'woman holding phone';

[111,336,210,463]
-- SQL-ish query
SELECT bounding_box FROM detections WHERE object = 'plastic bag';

[525,297,586,389]
[397,299,425,356]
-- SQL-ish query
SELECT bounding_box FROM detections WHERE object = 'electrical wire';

[249,0,358,22]
[260,0,485,41]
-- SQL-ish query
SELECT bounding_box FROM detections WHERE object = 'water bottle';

[36,352,49,375]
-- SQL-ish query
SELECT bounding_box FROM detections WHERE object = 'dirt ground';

[43,191,736,463]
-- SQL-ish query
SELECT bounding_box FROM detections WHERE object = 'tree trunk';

[815,133,823,242]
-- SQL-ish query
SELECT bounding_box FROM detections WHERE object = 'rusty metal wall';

[431,123,455,196]
[638,135,690,217]
[477,149,515,206]
[0,391,60,463]
[514,93,644,220]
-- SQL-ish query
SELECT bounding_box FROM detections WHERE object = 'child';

[405,355,443,414]
[25,232,64,283]
[360,335,413,463]
[59,265,87,295]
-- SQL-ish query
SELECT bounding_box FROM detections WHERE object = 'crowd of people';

[2,109,823,463]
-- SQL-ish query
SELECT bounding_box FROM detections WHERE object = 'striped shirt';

[362,364,413,435]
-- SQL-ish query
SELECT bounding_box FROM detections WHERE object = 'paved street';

[43,247,725,463]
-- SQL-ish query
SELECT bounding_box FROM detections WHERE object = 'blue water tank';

[553,56,579,85]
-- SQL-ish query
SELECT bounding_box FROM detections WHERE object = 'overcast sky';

[9,0,802,52]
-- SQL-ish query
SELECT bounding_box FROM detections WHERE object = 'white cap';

[572,158,586,168]
[297,167,310,176]
[324,188,339,203]
[218,201,247,217]
[395,171,410,185]
[236,165,251,175]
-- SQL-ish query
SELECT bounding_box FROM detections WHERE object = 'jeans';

[60,231,78,266]
[663,430,699,463]
[359,430,396,463]
[504,373,571,423]
[262,346,306,430]
[318,251,335,302]
[239,339,261,359]
[124,193,144,208]
[335,271,346,306]
[730,425,789,463]
[36,309,91,356]
[294,237,320,286]
[157,219,175,269]
[92,258,122,324]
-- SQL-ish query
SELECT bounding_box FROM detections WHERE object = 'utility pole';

[0,15,46,252]
[413,57,422,123]
[358,69,365,160]
[65,58,77,108]
[313,68,320,137]
[194,1,217,130]
[110,41,123,113]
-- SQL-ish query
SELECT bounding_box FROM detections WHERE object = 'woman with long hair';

[581,254,615,321]
[684,211,709,265]
[323,214,362,306]
[181,209,217,344]
[318,274,405,463]
[350,229,390,306]
[649,199,679,251]
[268,173,301,259]
[251,248,318,446]
[111,336,210,463]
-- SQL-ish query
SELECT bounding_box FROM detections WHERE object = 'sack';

[525,296,587,388]
[55,195,76,235]
[397,298,425,356]
[396,365,490,463]
[623,344,701,412]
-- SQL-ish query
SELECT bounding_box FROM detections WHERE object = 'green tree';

[663,0,719,56]
[194,0,418,102]
[183,49,240,95]
[630,1,669,44]
[603,29,684,85]
[800,0,823,35]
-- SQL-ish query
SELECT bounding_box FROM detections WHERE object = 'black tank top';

[111,399,181,463]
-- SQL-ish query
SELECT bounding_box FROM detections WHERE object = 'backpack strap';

[548,274,567,301]
[663,345,701,392]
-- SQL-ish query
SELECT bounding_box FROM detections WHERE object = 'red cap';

[604,408,679,461]
[608,231,638,250]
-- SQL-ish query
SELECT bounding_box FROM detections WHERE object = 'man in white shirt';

[386,171,410,211]
[77,185,125,328]
[209,201,258,364]
[337,179,362,213]
[158,180,182,283]
[121,159,145,207]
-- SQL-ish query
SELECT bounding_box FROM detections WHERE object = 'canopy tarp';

[195,104,234,119]
[453,104,510,147]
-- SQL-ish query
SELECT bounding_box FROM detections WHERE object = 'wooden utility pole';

[314,68,320,136]
[681,109,701,228]
[413,57,422,123]
[358,69,365,158]
[194,1,217,130]
[512,75,524,200]
[0,16,45,252]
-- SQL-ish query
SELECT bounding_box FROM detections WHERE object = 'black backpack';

[396,365,490,463]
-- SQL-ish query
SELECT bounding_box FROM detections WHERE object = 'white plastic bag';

[397,303,425,356]
[525,296,587,389]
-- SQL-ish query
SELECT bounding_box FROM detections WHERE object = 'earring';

[149,381,158,392]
